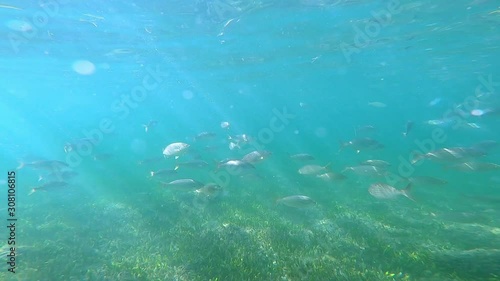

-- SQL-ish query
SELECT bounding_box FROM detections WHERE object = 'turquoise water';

[1,1,499,280]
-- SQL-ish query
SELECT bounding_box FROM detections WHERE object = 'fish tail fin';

[324,162,332,171]
[402,132,407,137]
[17,162,25,170]
[142,124,148,132]
[402,183,416,202]
[38,175,43,182]
[28,188,36,196]
[410,152,423,164]
[275,198,282,205]
[150,171,155,177]
[401,177,411,184]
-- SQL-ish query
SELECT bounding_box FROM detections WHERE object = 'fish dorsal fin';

[402,183,416,202]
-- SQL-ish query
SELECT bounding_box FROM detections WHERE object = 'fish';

[220,121,230,129]
[368,101,387,108]
[411,147,486,164]
[162,142,190,159]
[407,176,448,186]
[360,159,391,168]
[340,137,384,153]
[0,4,22,10]
[446,162,500,172]
[228,134,252,144]
[298,164,330,175]
[17,160,68,171]
[142,120,158,133]
[368,183,414,201]
[175,160,209,169]
[218,160,255,171]
[242,150,272,164]
[160,179,204,191]
[276,195,316,208]
[195,183,223,198]
[194,131,216,141]
[227,134,253,150]
[425,119,451,126]
[39,170,78,182]
[104,48,134,57]
[289,153,315,161]
[470,107,500,117]
[29,181,69,195]
[355,125,377,135]
[342,165,386,177]
[150,169,177,177]
[402,120,414,137]
[471,140,498,152]
[316,172,347,181]
[229,142,240,150]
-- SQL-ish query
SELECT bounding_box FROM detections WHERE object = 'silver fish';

[407,176,447,186]
[161,179,203,191]
[150,169,177,177]
[29,181,69,195]
[220,121,230,129]
[162,142,189,159]
[276,195,316,208]
[218,160,255,171]
[402,120,414,137]
[17,160,68,170]
[447,162,500,172]
[425,119,453,126]
[242,150,271,163]
[39,170,78,182]
[355,125,377,135]
[411,147,486,164]
[360,159,391,168]
[229,142,240,150]
[298,164,330,175]
[340,137,384,153]
[195,183,223,198]
[368,101,387,108]
[194,131,216,141]
[289,153,315,161]
[471,140,498,152]
[175,160,209,169]
[316,172,347,181]
[342,165,385,177]
[368,183,414,201]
